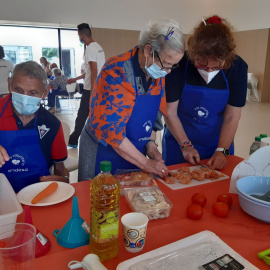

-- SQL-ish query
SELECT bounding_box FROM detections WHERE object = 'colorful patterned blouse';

[88,46,167,148]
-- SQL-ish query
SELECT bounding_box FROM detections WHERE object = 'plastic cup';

[121,212,148,253]
[0,223,36,270]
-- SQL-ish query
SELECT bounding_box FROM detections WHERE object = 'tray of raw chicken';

[157,165,229,190]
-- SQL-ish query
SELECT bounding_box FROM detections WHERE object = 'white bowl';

[237,191,270,222]
[236,176,270,206]
[236,176,270,222]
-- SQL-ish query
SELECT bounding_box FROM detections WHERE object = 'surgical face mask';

[197,69,220,84]
[145,53,167,79]
[79,38,84,45]
[11,92,42,116]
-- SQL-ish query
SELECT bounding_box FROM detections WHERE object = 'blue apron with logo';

[88,58,163,175]
[0,97,50,192]
[162,61,234,166]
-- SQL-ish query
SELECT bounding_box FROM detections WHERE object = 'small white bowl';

[236,176,270,222]
[236,176,270,206]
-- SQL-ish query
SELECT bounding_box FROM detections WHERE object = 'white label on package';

[139,192,156,202]
[36,232,48,246]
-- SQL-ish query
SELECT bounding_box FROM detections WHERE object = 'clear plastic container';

[124,186,173,220]
[115,170,157,191]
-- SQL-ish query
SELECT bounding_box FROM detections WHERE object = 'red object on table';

[17,156,270,269]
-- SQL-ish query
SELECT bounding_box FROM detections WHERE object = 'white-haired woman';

[79,18,185,180]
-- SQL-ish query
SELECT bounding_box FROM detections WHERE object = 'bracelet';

[148,139,158,147]
[180,140,193,152]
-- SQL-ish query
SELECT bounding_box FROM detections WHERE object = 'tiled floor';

[56,100,270,183]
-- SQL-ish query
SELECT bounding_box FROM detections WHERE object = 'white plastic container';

[0,173,23,227]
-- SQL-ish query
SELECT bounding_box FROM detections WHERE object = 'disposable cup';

[0,223,36,270]
[121,212,148,253]
[260,137,270,148]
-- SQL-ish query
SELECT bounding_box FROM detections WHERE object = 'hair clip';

[206,16,222,24]
[202,18,207,26]
[165,27,174,40]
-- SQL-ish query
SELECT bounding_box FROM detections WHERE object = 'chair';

[61,121,79,173]
[55,83,78,114]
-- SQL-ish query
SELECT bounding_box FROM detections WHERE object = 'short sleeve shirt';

[165,52,248,107]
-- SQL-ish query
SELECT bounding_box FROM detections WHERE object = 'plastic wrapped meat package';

[115,170,157,191]
[124,186,173,220]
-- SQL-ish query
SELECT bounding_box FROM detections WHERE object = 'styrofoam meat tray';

[116,230,258,270]
[157,165,229,190]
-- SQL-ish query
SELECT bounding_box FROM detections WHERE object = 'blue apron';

[162,61,234,166]
[0,97,50,192]
[89,57,163,175]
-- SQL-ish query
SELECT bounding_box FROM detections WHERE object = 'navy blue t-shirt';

[165,52,248,107]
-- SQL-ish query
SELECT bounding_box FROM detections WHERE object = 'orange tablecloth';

[17,156,270,269]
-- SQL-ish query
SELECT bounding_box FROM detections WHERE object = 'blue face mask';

[145,53,168,79]
[79,38,84,45]
[11,92,42,116]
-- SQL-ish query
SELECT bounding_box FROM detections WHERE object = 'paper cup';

[260,137,270,148]
[121,213,148,253]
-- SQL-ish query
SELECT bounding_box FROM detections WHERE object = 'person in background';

[162,15,248,170]
[67,23,105,148]
[0,61,69,193]
[0,46,13,98]
[78,18,185,181]
[48,68,68,113]
[40,56,52,78]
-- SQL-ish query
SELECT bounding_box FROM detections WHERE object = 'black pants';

[68,89,91,145]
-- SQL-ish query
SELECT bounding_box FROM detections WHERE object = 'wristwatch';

[215,148,230,157]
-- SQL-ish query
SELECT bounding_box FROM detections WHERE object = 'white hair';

[52,68,62,76]
[138,18,185,54]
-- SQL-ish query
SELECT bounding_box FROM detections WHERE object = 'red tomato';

[212,202,229,217]
[191,193,207,207]
[217,194,233,208]
[186,204,203,220]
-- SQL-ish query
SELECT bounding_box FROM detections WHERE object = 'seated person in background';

[0,61,69,193]
[40,56,52,78]
[0,46,13,98]
[49,63,64,80]
[48,68,68,113]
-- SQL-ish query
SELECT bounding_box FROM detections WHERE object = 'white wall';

[1,0,270,33]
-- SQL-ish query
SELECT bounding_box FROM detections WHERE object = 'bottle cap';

[260,134,267,138]
[255,136,262,141]
[100,161,112,172]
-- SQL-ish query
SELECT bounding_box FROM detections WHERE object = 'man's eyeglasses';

[155,51,179,71]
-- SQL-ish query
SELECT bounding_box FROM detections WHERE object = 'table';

[17,156,270,269]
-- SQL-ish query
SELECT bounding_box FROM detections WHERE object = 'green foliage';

[42,48,59,61]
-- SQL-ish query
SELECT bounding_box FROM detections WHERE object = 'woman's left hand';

[40,175,69,183]
[146,141,163,161]
[207,152,227,170]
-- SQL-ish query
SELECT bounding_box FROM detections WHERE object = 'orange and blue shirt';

[88,46,167,148]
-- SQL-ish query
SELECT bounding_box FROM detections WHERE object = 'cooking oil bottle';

[90,161,120,262]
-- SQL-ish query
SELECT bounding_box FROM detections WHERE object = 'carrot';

[31,182,59,204]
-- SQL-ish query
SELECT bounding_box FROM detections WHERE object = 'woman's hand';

[146,141,163,161]
[143,159,168,178]
[182,147,200,165]
[39,175,69,183]
[0,145,9,168]
[207,151,227,170]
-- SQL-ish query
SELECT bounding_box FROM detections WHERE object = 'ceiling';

[1,0,270,33]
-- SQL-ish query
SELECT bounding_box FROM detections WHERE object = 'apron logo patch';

[38,125,50,139]
[194,107,209,119]
[10,154,25,166]
[143,121,152,133]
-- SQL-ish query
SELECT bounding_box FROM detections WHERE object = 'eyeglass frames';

[154,51,179,71]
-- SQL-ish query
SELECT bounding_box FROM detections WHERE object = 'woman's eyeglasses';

[155,51,179,71]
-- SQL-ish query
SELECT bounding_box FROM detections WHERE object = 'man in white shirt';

[0,46,13,97]
[67,23,105,147]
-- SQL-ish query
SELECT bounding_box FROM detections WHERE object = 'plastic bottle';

[90,161,120,262]
[249,136,262,155]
